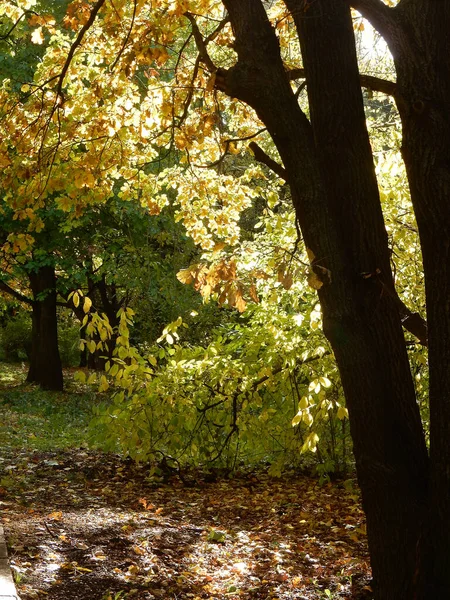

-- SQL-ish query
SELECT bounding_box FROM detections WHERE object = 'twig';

[110,0,137,72]
[44,522,59,538]
[55,0,107,103]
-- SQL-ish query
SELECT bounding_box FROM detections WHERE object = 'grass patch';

[0,362,100,451]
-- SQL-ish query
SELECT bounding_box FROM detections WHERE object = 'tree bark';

[26,265,64,391]
[217,1,429,596]
[286,2,430,596]
[384,2,450,595]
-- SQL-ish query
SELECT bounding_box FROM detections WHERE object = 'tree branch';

[0,10,38,40]
[376,278,428,345]
[184,12,218,73]
[55,0,107,102]
[288,67,397,98]
[192,129,266,170]
[248,141,288,180]
[401,312,428,347]
[348,0,398,47]
[0,280,33,305]
[109,0,137,72]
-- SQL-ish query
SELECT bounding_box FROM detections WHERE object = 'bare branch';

[184,12,218,73]
[0,280,33,305]
[248,141,287,180]
[288,67,397,98]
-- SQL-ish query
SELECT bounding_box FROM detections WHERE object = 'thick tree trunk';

[218,1,429,597]
[387,3,450,595]
[288,3,430,597]
[26,266,64,391]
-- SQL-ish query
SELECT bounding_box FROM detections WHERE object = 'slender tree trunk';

[26,266,63,391]
[72,275,120,370]
[218,1,429,596]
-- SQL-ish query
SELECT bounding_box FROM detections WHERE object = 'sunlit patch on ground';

[0,448,371,599]
[0,363,28,385]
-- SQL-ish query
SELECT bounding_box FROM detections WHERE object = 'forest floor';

[0,364,372,600]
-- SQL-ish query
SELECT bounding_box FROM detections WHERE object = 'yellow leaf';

[307,271,323,290]
[212,242,226,254]
[128,564,140,575]
[292,414,302,427]
[299,395,309,409]
[31,27,44,44]
[83,297,92,313]
[74,370,86,383]
[177,268,193,284]
[249,283,259,303]
[235,292,246,313]
[73,292,80,308]
[206,72,216,92]
[306,248,316,262]
[48,511,62,520]
[118,346,128,359]
[110,363,119,377]
[0,152,11,168]
[337,406,349,420]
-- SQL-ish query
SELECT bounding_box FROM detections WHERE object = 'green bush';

[0,312,32,362]
[57,313,81,367]
[0,310,80,367]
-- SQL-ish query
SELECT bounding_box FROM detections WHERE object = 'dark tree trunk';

[383,2,450,595]
[72,275,121,370]
[348,0,450,593]
[26,266,63,391]
[288,3,430,597]
[217,1,429,597]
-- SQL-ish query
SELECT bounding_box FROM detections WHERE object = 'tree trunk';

[218,1,429,597]
[75,275,120,371]
[288,3,430,596]
[26,265,63,391]
[386,3,450,595]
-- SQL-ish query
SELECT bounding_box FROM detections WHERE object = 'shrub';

[0,311,32,362]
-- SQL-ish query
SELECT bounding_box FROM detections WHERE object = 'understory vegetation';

[1,365,371,600]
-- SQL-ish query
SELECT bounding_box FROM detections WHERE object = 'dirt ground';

[0,447,372,600]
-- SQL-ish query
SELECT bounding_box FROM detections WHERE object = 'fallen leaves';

[0,447,371,599]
